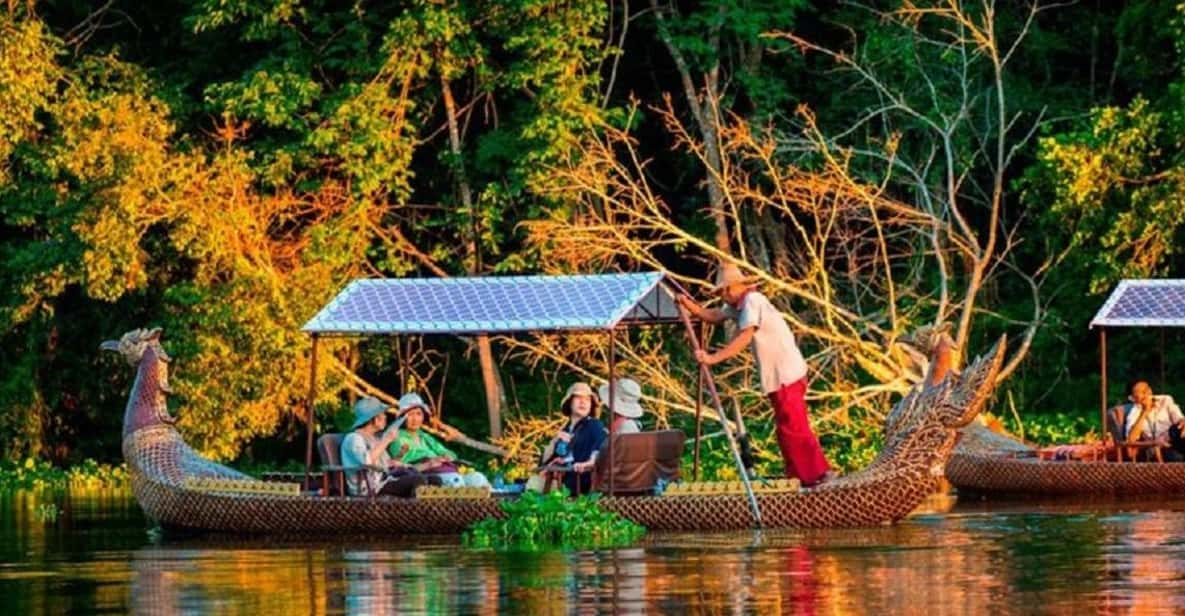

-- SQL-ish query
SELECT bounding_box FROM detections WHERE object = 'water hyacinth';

[0,458,129,491]
[463,490,645,550]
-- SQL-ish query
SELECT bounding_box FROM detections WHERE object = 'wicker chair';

[316,433,381,497]
[593,430,685,496]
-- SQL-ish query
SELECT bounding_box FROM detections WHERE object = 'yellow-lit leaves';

[309,81,418,199]
[50,59,177,301]
[1039,97,1185,293]
[0,15,59,183]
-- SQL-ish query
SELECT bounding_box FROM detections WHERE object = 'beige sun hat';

[712,261,760,291]
[561,382,599,416]
[598,378,645,419]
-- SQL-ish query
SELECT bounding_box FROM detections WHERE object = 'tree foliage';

[2,1,1182,465]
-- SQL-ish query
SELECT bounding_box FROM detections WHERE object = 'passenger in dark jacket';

[541,381,606,496]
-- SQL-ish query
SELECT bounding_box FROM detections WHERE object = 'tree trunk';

[441,72,505,438]
[699,95,731,253]
[651,0,731,254]
[476,336,502,438]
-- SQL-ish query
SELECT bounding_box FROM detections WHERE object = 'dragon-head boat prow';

[105,327,250,502]
[101,327,178,439]
[869,333,1006,485]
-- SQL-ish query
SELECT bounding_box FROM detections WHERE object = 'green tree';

[645,0,806,255]
[0,0,614,461]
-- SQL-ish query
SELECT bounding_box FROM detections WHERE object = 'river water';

[3,489,1185,614]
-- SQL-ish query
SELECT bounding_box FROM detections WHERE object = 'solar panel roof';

[302,272,681,335]
[1090,279,1185,328]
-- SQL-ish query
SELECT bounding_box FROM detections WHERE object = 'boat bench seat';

[593,430,685,496]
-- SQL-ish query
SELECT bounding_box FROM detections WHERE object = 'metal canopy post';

[347,345,357,410]
[607,329,616,496]
[1099,327,1107,443]
[397,338,409,396]
[395,338,406,394]
[304,335,320,491]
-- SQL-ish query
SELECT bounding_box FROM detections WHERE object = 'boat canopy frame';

[300,271,761,523]
[1090,279,1185,437]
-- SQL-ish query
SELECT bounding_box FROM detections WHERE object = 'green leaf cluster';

[5,0,1185,469]
[0,457,128,491]
[463,490,645,550]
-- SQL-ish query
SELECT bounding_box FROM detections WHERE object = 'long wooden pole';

[693,322,703,481]
[304,335,320,491]
[669,283,761,527]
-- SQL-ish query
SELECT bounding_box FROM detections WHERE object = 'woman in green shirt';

[388,392,491,488]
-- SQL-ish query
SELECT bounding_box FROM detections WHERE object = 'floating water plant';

[0,458,129,491]
[463,490,645,550]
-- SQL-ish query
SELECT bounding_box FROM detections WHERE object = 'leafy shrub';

[463,490,644,550]
[997,411,1098,445]
[683,421,883,479]
[0,458,129,490]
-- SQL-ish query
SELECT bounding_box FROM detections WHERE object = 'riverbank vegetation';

[3,1,1183,474]
[0,459,128,490]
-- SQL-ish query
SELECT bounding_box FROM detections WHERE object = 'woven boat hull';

[131,470,939,533]
[947,452,1185,496]
[946,424,1185,496]
[126,424,940,533]
[111,327,1008,534]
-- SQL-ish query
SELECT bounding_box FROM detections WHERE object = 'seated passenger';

[599,377,646,434]
[1126,381,1185,462]
[339,397,426,497]
[388,393,491,488]
[541,382,607,496]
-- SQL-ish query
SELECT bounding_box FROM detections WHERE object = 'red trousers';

[768,379,830,485]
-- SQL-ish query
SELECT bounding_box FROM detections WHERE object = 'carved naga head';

[101,327,173,394]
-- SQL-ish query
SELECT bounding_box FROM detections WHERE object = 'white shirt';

[1125,395,1185,441]
[725,291,807,393]
[613,418,641,434]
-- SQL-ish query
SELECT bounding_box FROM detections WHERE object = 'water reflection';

[5,490,1185,613]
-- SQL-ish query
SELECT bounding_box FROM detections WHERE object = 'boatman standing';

[675,262,833,487]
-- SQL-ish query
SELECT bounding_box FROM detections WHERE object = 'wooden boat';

[946,424,1185,497]
[946,279,1185,497]
[106,326,1004,533]
[104,273,1007,533]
